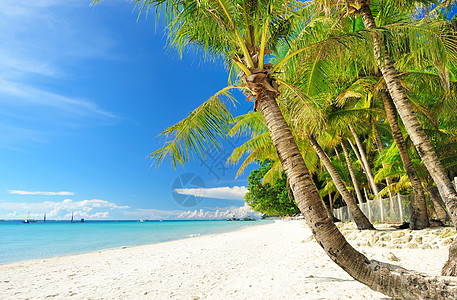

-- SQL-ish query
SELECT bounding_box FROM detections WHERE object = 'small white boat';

[23,212,37,223]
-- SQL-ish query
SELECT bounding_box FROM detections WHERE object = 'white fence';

[333,194,414,223]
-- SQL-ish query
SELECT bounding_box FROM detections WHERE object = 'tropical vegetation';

[244,161,300,216]
[93,0,457,298]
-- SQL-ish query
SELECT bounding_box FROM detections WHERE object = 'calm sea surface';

[0,220,272,264]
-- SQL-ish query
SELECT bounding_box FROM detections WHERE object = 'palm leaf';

[149,88,236,168]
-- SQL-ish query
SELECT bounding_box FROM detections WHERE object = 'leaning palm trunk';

[307,132,374,229]
[96,0,457,293]
[427,184,450,223]
[359,0,456,274]
[258,88,457,298]
[340,139,365,204]
[348,124,380,196]
[381,91,429,229]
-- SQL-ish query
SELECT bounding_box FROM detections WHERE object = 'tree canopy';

[244,161,300,216]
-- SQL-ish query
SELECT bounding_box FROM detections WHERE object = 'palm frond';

[229,111,266,138]
[149,88,236,168]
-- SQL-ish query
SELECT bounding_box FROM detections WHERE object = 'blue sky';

[0,0,259,220]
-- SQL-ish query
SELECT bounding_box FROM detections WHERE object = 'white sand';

[0,221,449,300]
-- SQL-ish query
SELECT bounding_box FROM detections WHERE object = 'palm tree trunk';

[349,124,380,196]
[327,192,341,222]
[307,132,374,229]
[380,90,429,229]
[372,121,396,220]
[427,184,450,223]
[348,139,369,181]
[258,91,457,298]
[340,139,365,205]
[329,189,334,210]
[372,121,393,192]
[358,1,456,274]
[334,147,341,160]
[325,200,339,222]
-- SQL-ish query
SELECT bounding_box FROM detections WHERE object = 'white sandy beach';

[0,221,450,300]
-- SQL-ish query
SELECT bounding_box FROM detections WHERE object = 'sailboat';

[43,213,46,223]
[70,212,74,223]
[23,212,37,223]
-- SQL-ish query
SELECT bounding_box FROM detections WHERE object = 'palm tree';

[308,132,374,229]
[351,0,457,275]
[380,89,430,228]
[348,123,380,196]
[340,138,365,201]
[335,73,431,228]
[93,0,457,296]
[228,111,373,229]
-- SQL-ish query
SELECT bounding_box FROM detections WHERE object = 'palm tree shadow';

[308,276,354,283]
[309,276,400,299]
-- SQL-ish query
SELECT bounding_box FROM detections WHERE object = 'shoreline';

[0,220,272,265]
[1,221,271,266]
[1,220,449,299]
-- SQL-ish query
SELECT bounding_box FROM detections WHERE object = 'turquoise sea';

[0,220,272,264]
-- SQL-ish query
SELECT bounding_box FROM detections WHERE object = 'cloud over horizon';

[173,186,247,201]
[8,190,75,196]
[176,203,261,220]
[0,198,129,220]
[124,203,261,221]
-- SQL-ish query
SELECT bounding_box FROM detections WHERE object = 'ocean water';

[0,220,272,264]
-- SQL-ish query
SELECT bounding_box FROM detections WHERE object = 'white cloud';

[176,204,261,220]
[8,190,75,196]
[122,208,185,220]
[0,198,261,221]
[174,186,248,201]
[0,199,129,220]
[123,203,261,221]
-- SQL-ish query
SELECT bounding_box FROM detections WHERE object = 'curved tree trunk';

[258,90,457,298]
[340,139,365,204]
[381,91,429,229]
[358,1,455,274]
[349,124,380,196]
[307,132,374,229]
[427,184,450,223]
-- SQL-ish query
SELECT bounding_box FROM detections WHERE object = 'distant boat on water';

[23,219,37,223]
[23,212,37,223]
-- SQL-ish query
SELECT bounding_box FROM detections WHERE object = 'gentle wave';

[186,233,201,237]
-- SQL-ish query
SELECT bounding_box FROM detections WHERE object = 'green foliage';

[244,161,300,216]
[149,87,237,168]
